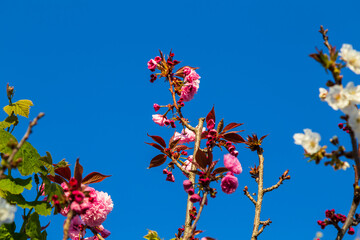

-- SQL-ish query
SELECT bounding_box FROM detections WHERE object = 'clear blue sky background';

[0,0,360,239]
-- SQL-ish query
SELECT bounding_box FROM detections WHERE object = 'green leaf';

[0,223,26,240]
[0,115,18,129]
[25,212,41,240]
[0,176,32,194]
[6,193,52,216]
[0,129,45,176]
[144,230,161,240]
[3,100,33,118]
[39,152,55,176]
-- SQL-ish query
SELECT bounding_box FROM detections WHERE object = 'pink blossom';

[153,103,160,112]
[183,180,193,191]
[182,156,193,172]
[190,194,201,203]
[154,56,161,63]
[94,225,111,238]
[39,184,46,196]
[185,70,200,84]
[147,59,157,71]
[187,188,194,195]
[67,215,86,240]
[81,190,114,227]
[221,172,238,194]
[152,114,167,126]
[180,84,197,102]
[72,190,85,203]
[183,67,192,76]
[166,173,175,182]
[174,128,195,144]
[224,154,242,174]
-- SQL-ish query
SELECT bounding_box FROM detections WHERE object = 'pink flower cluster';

[180,67,200,102]
[68,216,111,240]
[60,179,113,239]
[147,57,161,72]
[173,128,195,144]
[221,154,242,194]
[152,114,176,128]
[183,179,201,203]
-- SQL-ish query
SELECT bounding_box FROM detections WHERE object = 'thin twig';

[263,170,290,193]
[172,157,190,176]
[7,113,45,165]
[256,219,272,236]
[189,191,208,233]
[243,187,256,205]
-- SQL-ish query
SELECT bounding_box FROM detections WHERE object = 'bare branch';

[263,170,290,193]
[243,186,256,205]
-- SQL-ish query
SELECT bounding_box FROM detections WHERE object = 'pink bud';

[154,56,161,63]
[207,119,215,130]
[183,180,193,190]
[348,227,355,235]
[190,194,201,203]
[153,103,160,112]
[166,173,175,182]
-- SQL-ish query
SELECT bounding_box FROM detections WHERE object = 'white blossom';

[348,108,360,139]
[324,85,349,110]
[343,81,360,104]
[342,161,350,171]
[339,44,360,74]
[0,197,16,226]
[293,129,321,154]
[319,88,328,101]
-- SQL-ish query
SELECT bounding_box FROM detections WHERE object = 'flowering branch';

[189,191,208,234]
[63,209,74,240]
[183,118,205,240]
[335,132,360,240]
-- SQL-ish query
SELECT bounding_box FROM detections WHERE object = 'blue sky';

[1,0,360,239]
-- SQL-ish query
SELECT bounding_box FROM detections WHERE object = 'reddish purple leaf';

[147,134,167,148]
[82,172,112,185]
[173,145,192,152]
[145,142,164,152]
[47,175,67,185]
[169,138,181,149]
[222,132,245,143]
[260,134,269,141]
[213,167,229,175]
[148,154,167,169]
[41,221,51,231]
[206,106,215,124]
[74,158,83,185]
[54,166,71,181]
[222,122,244,133]
[195,150,210,169]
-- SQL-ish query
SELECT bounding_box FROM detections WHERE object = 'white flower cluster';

[293,129,321,154]
[0,197,16,226]
[319,82,360,113]
[340,44,360,74]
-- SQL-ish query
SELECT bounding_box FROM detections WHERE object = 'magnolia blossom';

[81,190,114,227]
[223,154,242,174]
[340,44,360,74]
[0,197,16,226]
[221,172,238,194]
[152,114,167,126]
[293,129,321,154]
[174,128,195,144]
